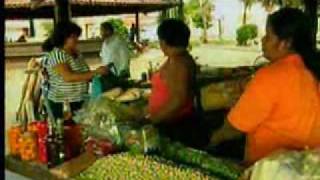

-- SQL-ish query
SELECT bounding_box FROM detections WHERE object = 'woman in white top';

[100,22,130,78]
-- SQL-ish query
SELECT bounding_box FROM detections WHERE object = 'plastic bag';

[243,149,320,180]
[91,74,119,99]
[74,97,158,153]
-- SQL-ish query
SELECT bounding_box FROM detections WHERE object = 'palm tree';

[178,0,184,20]
[259,0,302,11]
[199,0,208,42]
[258,0,316,48]
[241,0,256,25]
[184,0,213,43]
[260,0,277,12]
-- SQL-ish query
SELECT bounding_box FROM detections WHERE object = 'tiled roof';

[5,0,179,8]
[5,0,179,19]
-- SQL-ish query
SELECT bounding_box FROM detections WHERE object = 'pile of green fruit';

[159,138,242,180]
[74,153,220,180]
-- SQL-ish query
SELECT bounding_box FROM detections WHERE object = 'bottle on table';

[47,118,59,168]
[63,101,72,122]
[63,100,82,159]
[55,118,65,165]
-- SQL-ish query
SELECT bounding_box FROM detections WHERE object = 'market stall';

[6,57,260,180]
[6,56,320,179]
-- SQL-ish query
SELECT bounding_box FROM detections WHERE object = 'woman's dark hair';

[47,21,82,50]
[101,22,114,34]
[157,19,190,48]
[267,8,320,79]
[42,37,54,52]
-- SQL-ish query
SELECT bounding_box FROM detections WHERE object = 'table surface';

[5,170,31,180]
[5,155,63,180]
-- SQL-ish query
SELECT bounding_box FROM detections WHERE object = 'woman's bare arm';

[54,64,106,83]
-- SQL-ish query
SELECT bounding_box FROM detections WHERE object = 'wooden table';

[5,155,63,180]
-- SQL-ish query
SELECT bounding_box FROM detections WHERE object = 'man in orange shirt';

[210,8,320,165]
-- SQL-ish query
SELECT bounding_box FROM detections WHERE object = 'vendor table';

[5,155,62,180]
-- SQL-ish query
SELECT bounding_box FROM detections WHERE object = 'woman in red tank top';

[146,19,208,148]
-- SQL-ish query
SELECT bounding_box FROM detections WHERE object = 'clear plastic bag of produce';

[242,148,320,180]
[74,96,159,153]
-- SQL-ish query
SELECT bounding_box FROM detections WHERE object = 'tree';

[240,0,257,25]
[258,0,316,48]
[259,0,303,12]
[105,18,129,40]
[157,7,181,23]
[158,0,184,23]
[184,0,213,43]
[41,21,54,37]
[242,0,302,17]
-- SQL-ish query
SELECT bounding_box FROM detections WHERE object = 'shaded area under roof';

[5,0,179,19]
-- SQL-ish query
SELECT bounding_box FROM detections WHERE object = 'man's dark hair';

[50,21,82,48]
[157,19,190,48]
[101,22,114,34]
[268,8,320,79]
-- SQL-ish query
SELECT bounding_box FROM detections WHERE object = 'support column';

[85,24,89,39]
[29,18,35,37]
[135,12,140,42]
[54,0,71,24]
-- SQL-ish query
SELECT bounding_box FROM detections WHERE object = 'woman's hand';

[94,66,108,76]
[210,130,227,146]
[209,119,244,146]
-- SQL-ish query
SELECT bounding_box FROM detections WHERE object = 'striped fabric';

[40,53,50,98]
[45,48,90,103]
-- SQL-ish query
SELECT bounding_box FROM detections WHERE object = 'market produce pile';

[74,96,147,146]
[159,138,242,180]
[74,153,220,180]
[74,94,242,180]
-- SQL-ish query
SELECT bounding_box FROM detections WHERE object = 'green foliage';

[236,24,258,46]
[157,8,181,23]
[104,18,136,56]
[41,21,53,37]
[259,0,303,8]
[184,0,213,29]
[105,18,129,40]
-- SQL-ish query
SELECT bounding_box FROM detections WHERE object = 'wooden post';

[304,0,318,49]
[135,12,140,42]
[29,18,35,37]
[85,24,89,39]
[54,0,71,24]
[218,19,222,40]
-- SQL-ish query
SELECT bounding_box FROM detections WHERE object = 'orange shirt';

[228,54,320,164]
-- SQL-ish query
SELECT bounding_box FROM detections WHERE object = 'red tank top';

[148,72,194,122]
